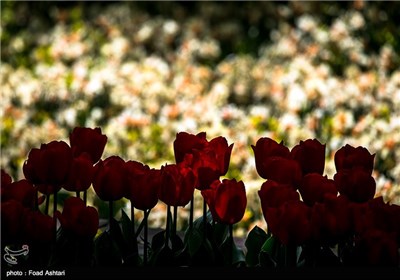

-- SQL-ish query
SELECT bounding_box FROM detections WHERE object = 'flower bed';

[2,127,399,270]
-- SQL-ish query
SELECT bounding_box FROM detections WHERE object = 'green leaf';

[170,233,184,253]
[193,210,213,230]
[212,223,229,245]
[261,235,278,255]
[259,235,280,267]
[151,230,166,252]
[120,210,137,253]
[150,245,175,266]
[94,231,122,266]
[189,238,216,266]
[245,226,269,267]
[186,228,203,257]
[219,236,246,266]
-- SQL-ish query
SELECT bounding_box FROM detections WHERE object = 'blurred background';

[1,1,400,237]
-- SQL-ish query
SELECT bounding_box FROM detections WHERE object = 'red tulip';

[264,200,312,245]
[190,149,223,190]
[261,157,302,187]
[23,210,55,243]
[310,194,351,244]
[56,197,99,237]
[1,200,25,242]
[291,139,326,175]
[201,179,247,225]
[258,180,299,209]
[69,127,107,164]
[125,161,160,210]
[158,163,196,207]
[208,136,234,176]
[355,229,399,266]
[334,167,376,203]
[1,179,37,208]
[1,169,12,187]
[251,137,291,179]
[93,156,128,201]
[23,140,73,194]
[173,131,207,164]
[65,153,94,192]
[334,144,375,174]
[299,173,337,206]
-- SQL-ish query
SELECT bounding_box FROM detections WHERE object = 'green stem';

[229,224,234,266]
[45,195,50,215]
[76,191,80,198]
[131,201,135,236]
[189,196,194,230]
[109,200,114,233]
[53,191,58,217]
[143,209,149,266]
[173,206,178,239]
[285,243,297,268]
[34,188,39,211]
[53,191,58,248]
[165,205,171,248]
[203,199,207,241]
[83,190,87,206]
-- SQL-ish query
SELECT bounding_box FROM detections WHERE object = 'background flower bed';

[1,1,400,237]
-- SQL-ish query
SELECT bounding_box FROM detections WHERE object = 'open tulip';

[201,179,247,225]
[334,144,375,175]
[93,156,128,201]
[158,163,196,207]
[69,127,107,164]
[258,180,300,209]
[23,140,72,194]
[291,139,326,176]
[65,153,94,192]
[1,179,37,208]
[173,131,208,164]
[56,197,99,237]
[125,161,160,211]
[334,167,376,203]
[251,137,291,179]
[299,173,337,206]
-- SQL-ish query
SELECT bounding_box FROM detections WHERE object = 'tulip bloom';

[201,179,247,225]
[23,140,73,194]
[174,132,234,190]
[258,180,300,209]
[23,210,55,243]
[1,169,12,187]
[158,163,196,207]
[69,127,108,164]
[291,139,326,175]
[299,173,337,206]
[93,156,128,201]
[173,131,208,164]
[334,144,375,175]
[56,197,99,237]
[125,161,160,211]
[264,200,312,246]
[334,167,376,203]
[1,200,26,243]
[251,137,302,187]
[310,194,351,245]
[1,179,37,208]
[65,153,95,192]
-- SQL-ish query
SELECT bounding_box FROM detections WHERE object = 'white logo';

[3,245,29,265]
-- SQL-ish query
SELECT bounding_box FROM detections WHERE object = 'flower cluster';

[252,138,400,267]
[2,126,399,268]
[2,127,248,268]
